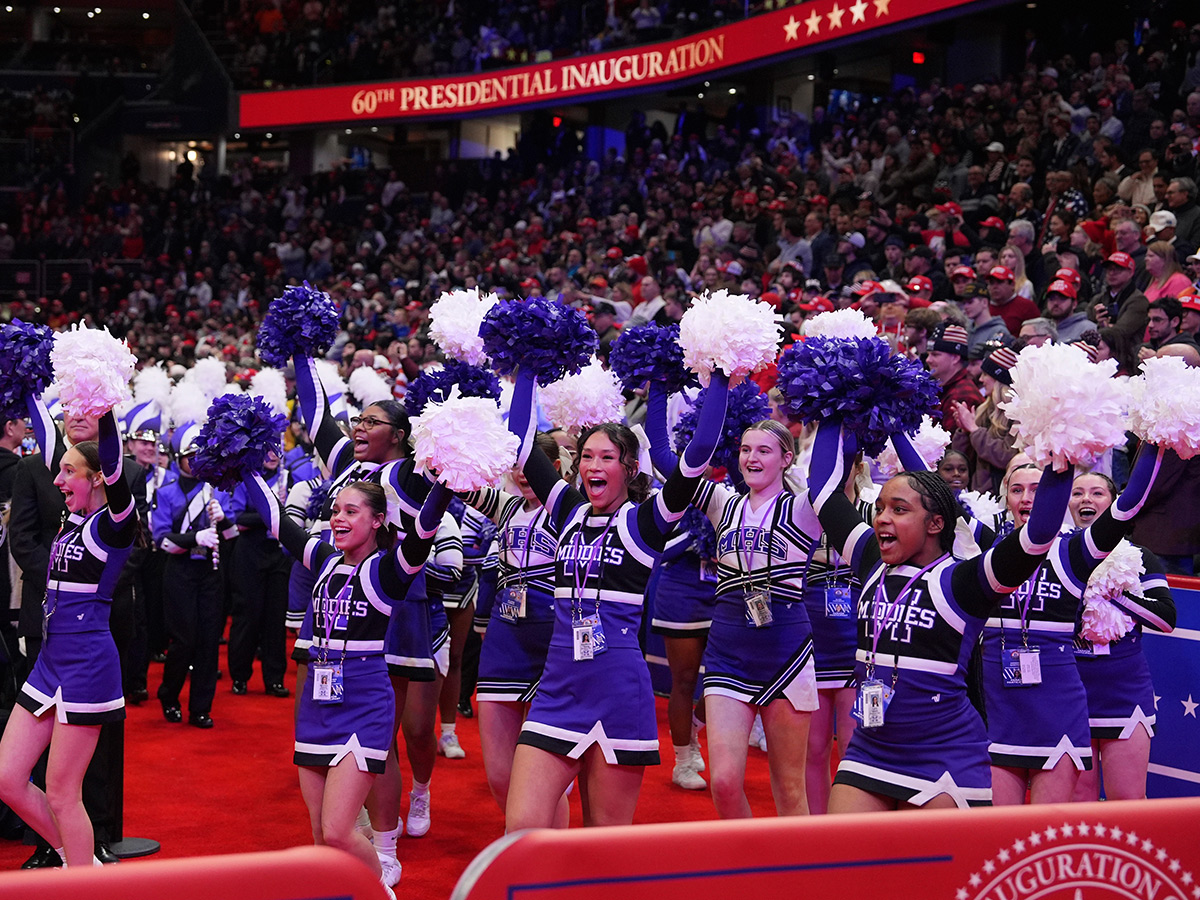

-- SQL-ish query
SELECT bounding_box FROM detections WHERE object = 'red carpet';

[0,641,785,899]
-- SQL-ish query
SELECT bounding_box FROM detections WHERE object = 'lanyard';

[571,511,617,622]
[318,558,362,666]
[867,554,948,681]
[737,491,784,591]
[503,502,543,591]
[42,514,75,641]
[1000,563,1041,651]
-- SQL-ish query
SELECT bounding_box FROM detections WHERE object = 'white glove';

[195,527,220,549]
[208,501,226,524]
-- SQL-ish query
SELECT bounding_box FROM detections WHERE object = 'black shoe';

[264,683,290,698]
[231,680,247,695]
[457,700,474,719]
[94,842,119,864]
[21,847,62,869]
[128,687,149,704]
[150,652,167,663]
[161,700,183,723]
[188,713,214,729]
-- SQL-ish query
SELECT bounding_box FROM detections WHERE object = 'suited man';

[9,406,147,866]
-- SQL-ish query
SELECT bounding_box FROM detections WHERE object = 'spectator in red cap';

[925,322,982,437]
[1043,279,1091,343]
[1177,288,1200,340]
[986,266,1040,334]
[949,265,978,300]
[905,274,934,306]
[1087,252,1149,340]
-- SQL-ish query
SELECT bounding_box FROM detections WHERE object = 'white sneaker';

[672,760,707,790]
[381,879,397,900]
[378,854,402,888]
[406,790,431,838]
[749,714,767,752]
[690,731,705,772]
[437,733,466,759]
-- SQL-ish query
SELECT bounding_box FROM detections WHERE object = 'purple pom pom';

[305,479,332,521]
[404,360,502,418]
[256,282,340,368]
[608,323,695,393]
[0,319,56,419]
[673,380,770,473]
[190,394,289,491]
[680,506,717,558]
[775,337,940,457]
[479,296,597,387]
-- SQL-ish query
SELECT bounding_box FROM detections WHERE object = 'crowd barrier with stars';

[1143,576,1200,798]
[453,798,1200,900]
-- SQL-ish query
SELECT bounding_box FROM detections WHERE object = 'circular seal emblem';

[958,821,1197,900]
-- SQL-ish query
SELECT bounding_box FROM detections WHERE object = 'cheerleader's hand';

[208,501,226,523]
[195,528,220,549]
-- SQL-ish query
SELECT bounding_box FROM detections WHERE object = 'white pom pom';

[802,308,878,341]
[250,368,290,418]
[539,358,626,431]
[959,490,1007,520]
[411,389,519,492]
[875,416,951,478]
[678,290,781,383]
[1080,539,1144,645]
[168,382,211,427]
[428,288,499,365]
[349,365,394,408]
[315,360,348,401]
[1127,355,1200,459]
[180,356,229,399]
[50,325,136,418]
[133,363,172,406]
[999,344,1129,469]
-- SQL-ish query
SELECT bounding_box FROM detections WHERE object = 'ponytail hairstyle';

[71,440,102,482]
[341,480,399,550]
[533,431,562,468]
[899,469,959,555]
[571,423,651,504]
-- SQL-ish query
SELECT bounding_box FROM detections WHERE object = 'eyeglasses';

[350,415,393,430]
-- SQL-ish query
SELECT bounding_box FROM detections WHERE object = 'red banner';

[239,0,977,129]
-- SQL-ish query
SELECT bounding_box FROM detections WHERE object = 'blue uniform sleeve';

[644,382,680,479]
[1113,547,1177,633]
[295,354,353,477]
[511,369,584,527]
[808,420,880,582]
[26,392,65,470]
[474,546,499,632]
[96,409,136,543]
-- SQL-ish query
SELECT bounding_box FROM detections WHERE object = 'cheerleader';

[504,366,729,830]
[980,447,1163,806]
[0,398,134,867]
[227,450,293,696]
[239,469,452,899]
[152,423,237,728]
[806,418,1077,811]
[1069,472,1176,802]
[461,432,568,823]
[644,384,716,792]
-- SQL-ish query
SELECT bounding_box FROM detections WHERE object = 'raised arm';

[294,353,352,476]
[392,481,455,580]
[26,392,66,470]
[511,369,583,517]
[243,471,330,571]
[808,419,880,582]
[644,381,680,479]
[952,463,1074,616]
[892,429,997,549]
[95,409,135,542]
[636,371,729,539]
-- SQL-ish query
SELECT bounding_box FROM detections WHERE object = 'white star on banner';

[1094,824,1107,837]
[1183,694,1198,717]
[969,873,982,888]
[827,2,845,28]
[805,8,821,34]
[1061,823,1075,837]
[956,890,968,900]
[1013,839,1026,853]
[998,849,1011,863]
[874,0,891,14]
[1028,831,1043,846]
[850,0,868,22]
[783,15,801,40]
[1077,823,1091,836]
[1044,826,1058,841]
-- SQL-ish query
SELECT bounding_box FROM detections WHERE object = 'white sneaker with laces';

[406,790,431,838]
[378,854,402,887]
[437,732,466,759]
[672,759,707,790]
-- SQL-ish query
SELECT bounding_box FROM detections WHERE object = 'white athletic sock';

[691,714,705,735]
[440,722,456,738]
[411,778,430,798]
[53,847,66,864]
[673,743,694,766]
[355,806,372,831]
[373,826,400,858]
